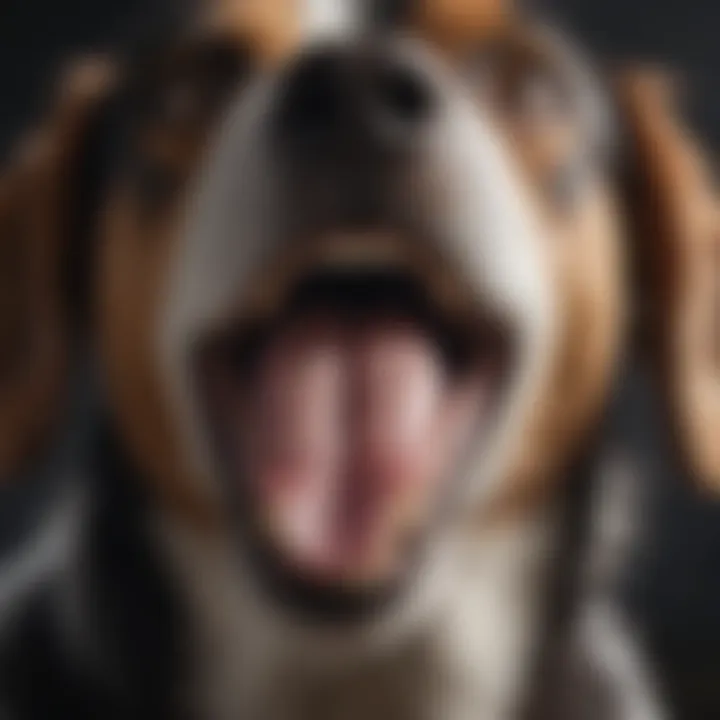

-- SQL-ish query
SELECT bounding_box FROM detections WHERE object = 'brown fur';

[98,160,221,531]
[477,27,627,519]
[487,185,625,521]
[415,0,513,52]
[0,58,116,477]
[617,70,720,490]
[95,35,254,530]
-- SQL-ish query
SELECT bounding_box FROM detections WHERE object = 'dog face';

[162,34,559,601]
[0,0,717,623]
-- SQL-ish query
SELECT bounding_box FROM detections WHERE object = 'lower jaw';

[194,266,513,621]
[241,528,414,624]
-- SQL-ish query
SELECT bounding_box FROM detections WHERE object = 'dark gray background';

[1,1,719,718]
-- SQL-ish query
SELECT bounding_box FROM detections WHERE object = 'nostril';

[274,50,351,147]
[369,60,435,129]
[274,47,436,157]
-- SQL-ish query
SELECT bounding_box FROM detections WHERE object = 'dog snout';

[273,43,437,157]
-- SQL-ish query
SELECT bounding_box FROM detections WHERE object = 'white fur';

[580,604,666,720]
[0,493,77,622]
[158,507,558,720]
[301,0,362,40]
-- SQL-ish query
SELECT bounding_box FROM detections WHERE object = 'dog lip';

[194,230,485,341]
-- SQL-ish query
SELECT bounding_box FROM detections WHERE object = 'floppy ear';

[616,70,720,491]
[0,58,117,478]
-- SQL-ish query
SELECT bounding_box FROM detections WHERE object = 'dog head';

[0,0,717,626]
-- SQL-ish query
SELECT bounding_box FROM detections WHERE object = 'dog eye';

[511,70,572,128]
[546,157,588,212]
[158,44,248,127]
[134,159,184,218]
[194,39,251,107]
[461,45,503,96]
[132,38,250,132]
[161,81,200,126]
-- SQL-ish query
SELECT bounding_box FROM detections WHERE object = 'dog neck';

[158,478,559,720]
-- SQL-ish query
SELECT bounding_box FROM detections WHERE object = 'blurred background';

[0,1,719,717]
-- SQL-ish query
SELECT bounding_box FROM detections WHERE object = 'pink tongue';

[245,319,479,583]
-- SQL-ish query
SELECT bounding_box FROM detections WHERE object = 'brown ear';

[616,69,720,491]
[0,57,116,478]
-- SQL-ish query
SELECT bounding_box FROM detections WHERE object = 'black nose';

[274,48,353,148]
[274,45,435,154]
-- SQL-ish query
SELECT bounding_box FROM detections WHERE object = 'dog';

[0,1,718,718]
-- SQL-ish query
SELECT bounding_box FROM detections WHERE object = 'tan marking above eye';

[208,0,301,64]
[415,0,513,52]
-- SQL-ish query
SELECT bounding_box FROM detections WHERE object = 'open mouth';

[195,232,513,617]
